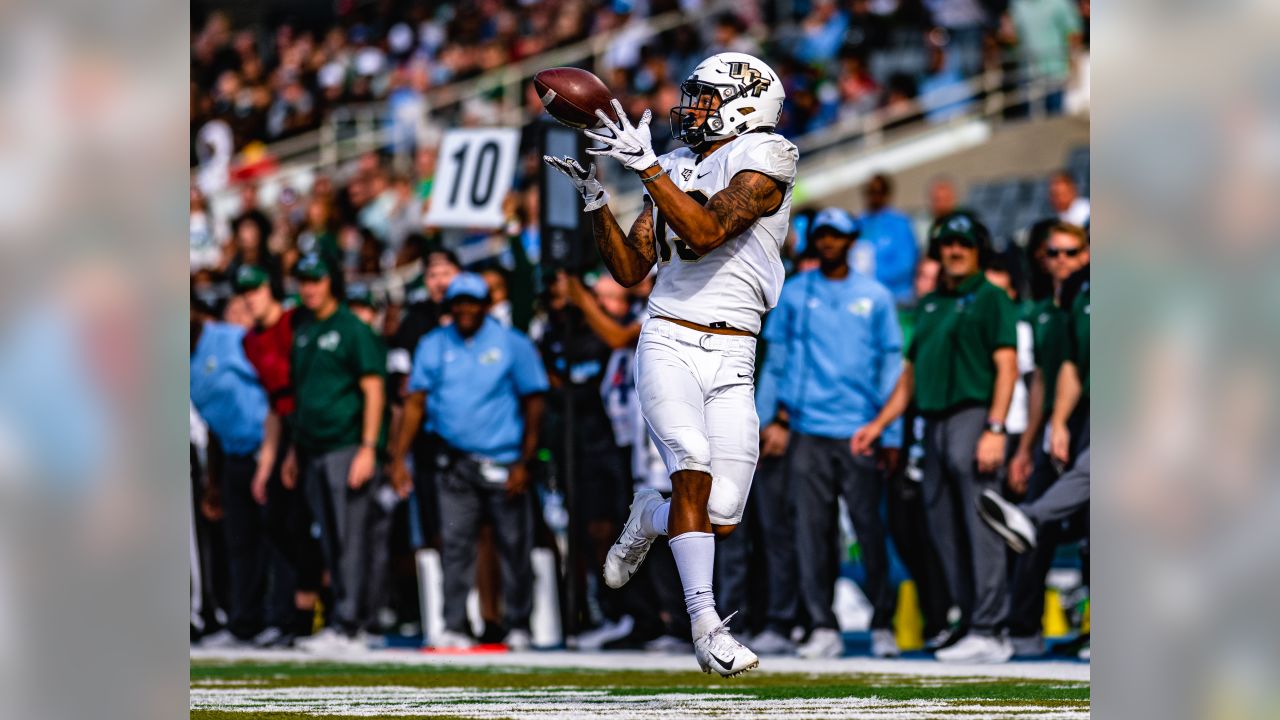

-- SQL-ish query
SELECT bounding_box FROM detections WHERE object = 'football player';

[544,52,797,676]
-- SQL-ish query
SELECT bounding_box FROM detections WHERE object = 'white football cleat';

[935,633,1013,664]
[603,488,665,589]
[797,627,844,659]
[978,489,1037,553]
[694,613,759,678]
[871,628,900,658]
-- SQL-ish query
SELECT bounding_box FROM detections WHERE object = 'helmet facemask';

[670,81,724,150]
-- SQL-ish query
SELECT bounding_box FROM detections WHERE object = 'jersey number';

[655,189,710,263]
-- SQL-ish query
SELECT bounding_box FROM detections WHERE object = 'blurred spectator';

[918,44,974,123]
[759,209,903,660]
[1004,0,1083,113]
[856,173,921,307]
[189,312,269,647]
[924,0,989,75]
[296,199,345,298]
[286,255,387,651]
[236,265,324,647]
[225,217,286,301]
[1049,170,1090,226]
[708,13,760,56]
[391,273,548,650]
[190,187,223,273]
[483,268,513,328]
[853,211,1018,663]
[795,0,849,65]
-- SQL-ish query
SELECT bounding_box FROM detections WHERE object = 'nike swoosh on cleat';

[710,652,736,671]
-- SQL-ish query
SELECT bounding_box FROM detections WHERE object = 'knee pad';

[654,425,711,475]
[707,463,753,525]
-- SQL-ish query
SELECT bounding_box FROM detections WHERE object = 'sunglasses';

[1045,247,1083,258]
[939,236,977,249]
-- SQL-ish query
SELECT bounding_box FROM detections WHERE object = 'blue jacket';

[759,270,903,446]
[191,322,268,456]
[856,208,920,307]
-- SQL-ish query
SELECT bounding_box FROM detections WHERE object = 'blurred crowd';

[191,159,1091,660]
[192,0,1089,171]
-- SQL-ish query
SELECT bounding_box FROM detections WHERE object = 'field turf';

[190,658,1090,719]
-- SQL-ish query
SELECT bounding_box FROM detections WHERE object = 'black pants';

[791,433,896,631]
[437,453,533,634]
[219,452,291,638]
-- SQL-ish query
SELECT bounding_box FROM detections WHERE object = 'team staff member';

[284,255,388,651]
[236,266,323,647]
[190,312,269,645]
[1003,223,1089,656]
[389,273,549,651]
[759,208,904,660]
[853,211,1019,664]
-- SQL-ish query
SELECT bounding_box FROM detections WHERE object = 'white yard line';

[191,647,1090,683]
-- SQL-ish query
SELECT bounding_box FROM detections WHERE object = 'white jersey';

[645,132,799,335]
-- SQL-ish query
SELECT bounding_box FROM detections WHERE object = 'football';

[533,67,618,129]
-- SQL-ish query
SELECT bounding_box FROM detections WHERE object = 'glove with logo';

[542,155,609,212]
[584,99,659,173]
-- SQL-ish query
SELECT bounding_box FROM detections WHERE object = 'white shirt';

[1059,197,1091,227]
[646,132,799,335]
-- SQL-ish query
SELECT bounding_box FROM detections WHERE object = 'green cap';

[346,282,380,309]
[294,254,330,281]
[929,210,986,247]
[233,265,270,292]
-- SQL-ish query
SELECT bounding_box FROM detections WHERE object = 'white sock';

[641,501,669,537]
[668,531,719,637]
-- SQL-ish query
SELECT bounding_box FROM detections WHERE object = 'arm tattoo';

[625,197,657,265]
[706,171,784,241]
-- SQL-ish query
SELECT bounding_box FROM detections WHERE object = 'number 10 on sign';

[424,128,520,229]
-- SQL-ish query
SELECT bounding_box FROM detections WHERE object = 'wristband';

[639,168,664,184]
[984,420,1006,435]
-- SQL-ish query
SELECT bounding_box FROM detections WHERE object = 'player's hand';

[975,431,1006,474]
[760,422,790,458]
[348,446,377,490]
[388,457,413,499]
[877,446,902,474]
[250,462,272,506]
[850,422,882,456]
[584,99,659,173]
[1008,448,1033,495]
[200,485,223,522]
[542,155,610,211]
[1050,422,1072,466]
[506,463,530,498]
[281,448,298,490]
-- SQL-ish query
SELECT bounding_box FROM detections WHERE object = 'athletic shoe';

[296,628,361,654]
[748,628,795,656]
[252,626,293,649]
[1010,634,1045,658]
[871,629,900,658]
[503,629,532,651]
[643,634,691,654]
[694,613,759,677]
[577,615,635,650]
[1077,642,1090,661]
[199,628,248,649]
[935,634,1013,664]
[429,629,476,650]
[978,489,1037,553]
[797,628,844,659]
[603,488,665,589]
[924,626,963,651]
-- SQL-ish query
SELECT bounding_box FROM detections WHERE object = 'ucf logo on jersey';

[726,62,770,97]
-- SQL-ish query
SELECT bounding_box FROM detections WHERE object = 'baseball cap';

[930,210,985,247]
[810,207,859,238]
[293,254,330,281]
[233,265,269,292]
[346,282,380,309]
[445,272,490,302]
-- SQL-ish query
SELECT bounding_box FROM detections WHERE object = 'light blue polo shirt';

[760,270,904,446]
[190,322,268,456]
[408,317,549,463]
[855,208,920,307]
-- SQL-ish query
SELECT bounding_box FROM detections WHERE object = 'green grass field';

[190,658,1090,719]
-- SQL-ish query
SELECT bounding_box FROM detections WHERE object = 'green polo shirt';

[908,273,1018,415]
[292,305,386,453]
[1025,297,1071,414]
[1069,281,1090,397]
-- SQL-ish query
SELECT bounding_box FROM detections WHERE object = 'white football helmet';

[670,52,785,148]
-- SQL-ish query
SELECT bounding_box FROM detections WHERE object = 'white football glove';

[542,155,609,212]
[584,99,659,173]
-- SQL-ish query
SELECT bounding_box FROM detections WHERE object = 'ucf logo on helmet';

[726,62,770,97]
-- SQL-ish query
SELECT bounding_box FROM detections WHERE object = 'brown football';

[533,67,618,129]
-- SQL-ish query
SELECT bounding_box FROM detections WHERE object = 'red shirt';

[243,307,298,416]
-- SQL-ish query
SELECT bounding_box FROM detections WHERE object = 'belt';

[646,316,757,352]
[653,315,755,337]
